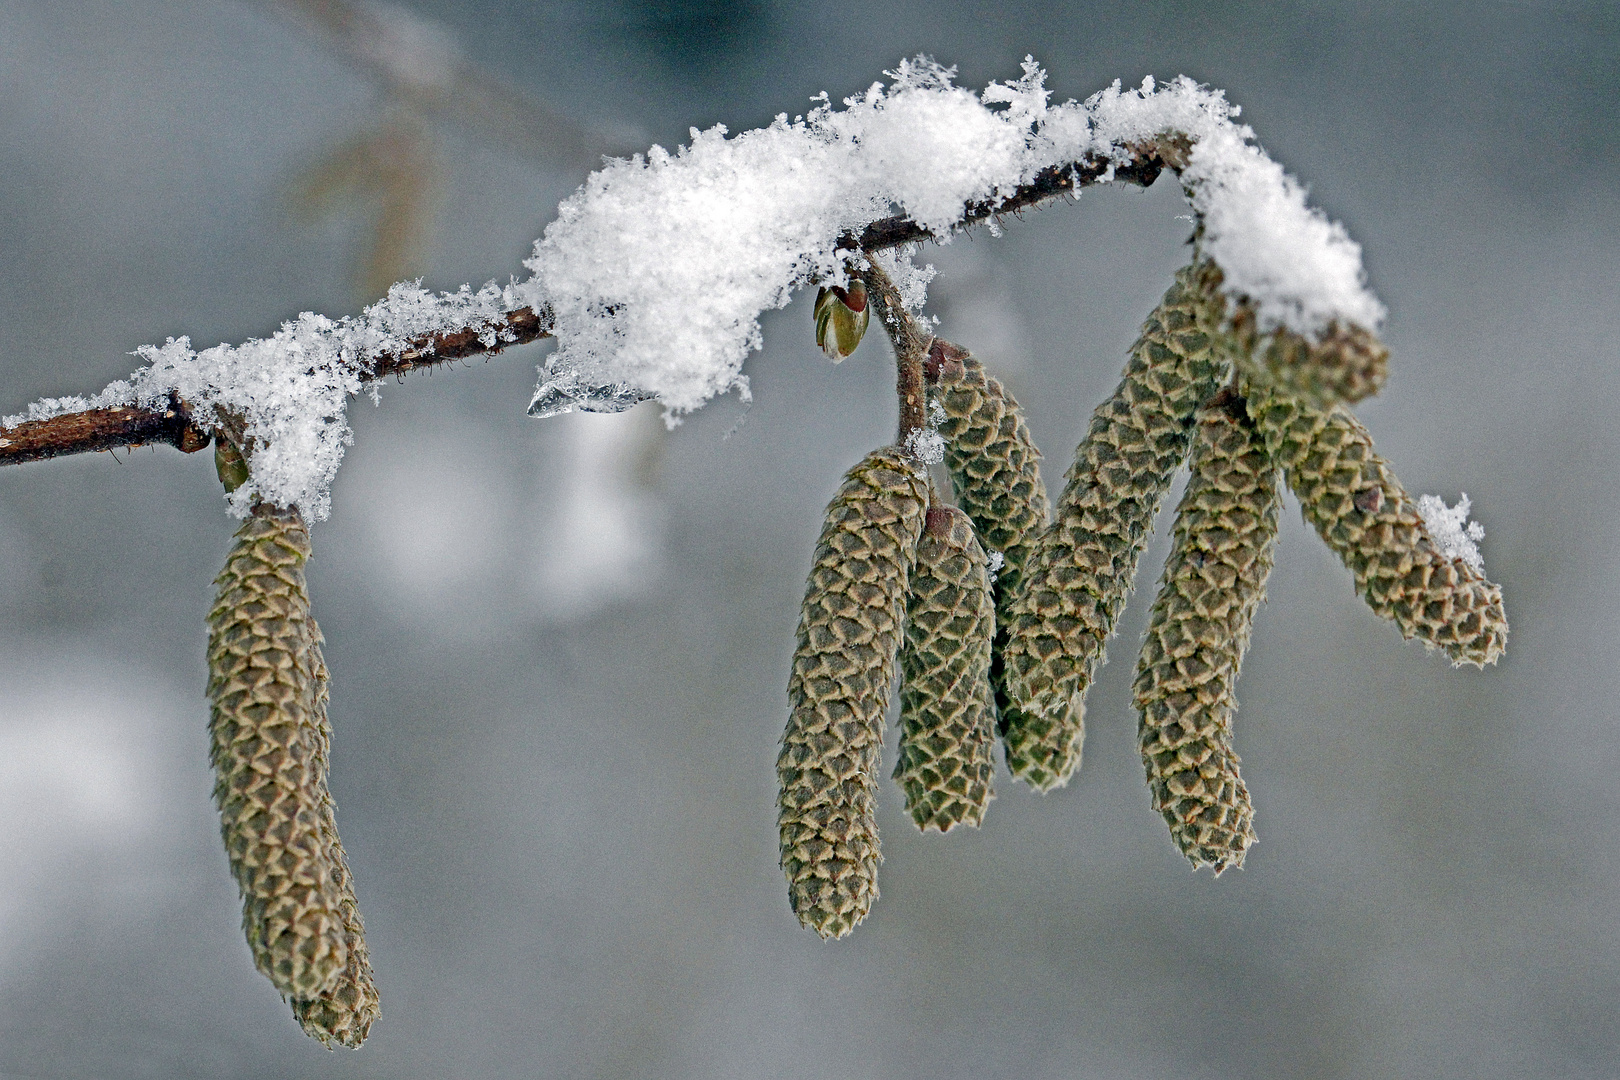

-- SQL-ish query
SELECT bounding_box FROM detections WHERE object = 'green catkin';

[927,340,1056,749]
[1231,313,1390,410]
[1245,384,1508,665]
[1000,261,1232,791]
[778,448,928,938]
[206,506,349,999]
[894,506,998,832]
[290,626,380,1048]
[1134,392,1280,872]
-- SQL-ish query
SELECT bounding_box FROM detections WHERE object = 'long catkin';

[1134,392,1279,872]
[206,506,349,999]
[928,341,1057,753]
[778,448,928,938]
[894,506,997,833]
[1000,261,1232,791]
[1244,385,1507,666]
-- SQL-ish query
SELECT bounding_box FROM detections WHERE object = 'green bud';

[814,280,870,362]
[214,438,250,493]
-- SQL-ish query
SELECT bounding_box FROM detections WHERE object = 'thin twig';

[860,259,932,456]
[0,146,1167,468]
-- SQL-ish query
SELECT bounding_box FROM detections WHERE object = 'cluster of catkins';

[777,259,1507,939]
[204,442,379,1046]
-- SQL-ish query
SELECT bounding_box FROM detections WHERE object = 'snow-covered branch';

[0,147,1162,477]
[1,61,1387,526]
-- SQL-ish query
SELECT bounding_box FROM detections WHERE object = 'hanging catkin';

[927,340,1056,747]
[778,448,927,938]
[1245,384,1507,665]
[1134,391,1279,872]
[1000,261,1232,791]
[894,505,997,832]
[1226,300,1389,410]
[206,506,349,1000]
[288,624,380,1048]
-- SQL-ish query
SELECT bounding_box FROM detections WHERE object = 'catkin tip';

[1246,385,1509,667]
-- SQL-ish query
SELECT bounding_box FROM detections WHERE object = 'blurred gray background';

[1,1,1617,1077]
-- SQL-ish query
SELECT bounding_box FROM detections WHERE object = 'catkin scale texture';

[1000,262,1232,791]
[929,341,1055,749]
[206,507,349,1001]
[1134,395,1278,872]
[289,627,380,1047]
[778,448,928,938]
[1245,385,1507,665]
[895,506,997,832]
[1231,316,1389,410]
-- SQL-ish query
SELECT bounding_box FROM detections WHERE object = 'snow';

[872,246,938,320]
[905,426,946,465]
[1076,75,1386,336]
[1417,493,1487,574]
[8,282,518,521]
[10,57,1393,521]
[521,62,1383,418]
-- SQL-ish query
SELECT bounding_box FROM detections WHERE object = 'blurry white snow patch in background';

[0,647,191,982]
[529,406,667,622]
[1417,492,1486,573]
[344,427,514,630]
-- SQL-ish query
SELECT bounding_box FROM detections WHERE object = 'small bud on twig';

[814,280,871,362]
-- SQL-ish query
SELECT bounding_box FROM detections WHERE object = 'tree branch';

[0,146,1168,469]
[860,260,932,455]
[0,305,553,467]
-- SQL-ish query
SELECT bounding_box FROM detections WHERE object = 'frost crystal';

[1417,493,1487,573]
[873,246,939,317]
[15,57,1389,522]
[905,427,946,465]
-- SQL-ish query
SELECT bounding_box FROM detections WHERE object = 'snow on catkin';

[1245,386,1507,666]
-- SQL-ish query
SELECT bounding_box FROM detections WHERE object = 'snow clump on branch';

[523,60,1384,417]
